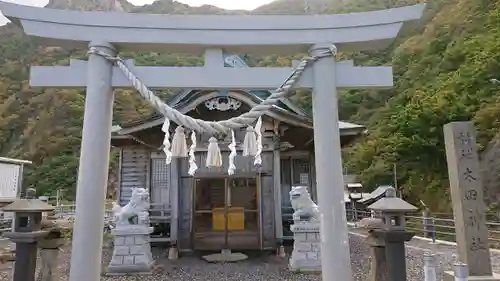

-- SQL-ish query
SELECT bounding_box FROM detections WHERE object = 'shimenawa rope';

[87,46,336,135]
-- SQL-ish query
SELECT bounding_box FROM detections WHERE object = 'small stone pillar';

[37,213,71,281]
[422,209,433,238]
[2,188,54,281]
[38,247,62,281]
[366,228,388,281]
[289,222,321,272]
[107,225,154,275]
[367,187,417,281]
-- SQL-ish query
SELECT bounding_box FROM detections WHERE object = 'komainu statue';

[289,186,320,222]
[112,187,150,226]
[108,187,154,274]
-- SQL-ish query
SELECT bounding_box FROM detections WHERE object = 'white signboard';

[0,162,20,199]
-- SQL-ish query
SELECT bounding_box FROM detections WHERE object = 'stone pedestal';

[442,271,500,281]
[370,230,415,281]
[289,222,321,272]
[4,230,49,281]
[38,249,60,281]
[366,230,388,281]
[37,238,65,281]
[107,226,154,275]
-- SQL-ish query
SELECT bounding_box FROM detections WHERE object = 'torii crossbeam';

[0,2,426,281]
[30,58,394,89]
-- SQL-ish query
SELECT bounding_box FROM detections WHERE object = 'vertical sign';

[0,162,20,199]
[444,121,492,276]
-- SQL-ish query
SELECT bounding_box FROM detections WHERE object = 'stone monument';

[443,122,500,281]
[288,186,321,272]
[107,187,154,275]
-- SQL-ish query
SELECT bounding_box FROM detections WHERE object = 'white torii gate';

[0,2,426,281]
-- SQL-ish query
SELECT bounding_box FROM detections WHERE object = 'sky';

[0,0,275,25]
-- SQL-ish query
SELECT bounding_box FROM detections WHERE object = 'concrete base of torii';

[443,271,500,281]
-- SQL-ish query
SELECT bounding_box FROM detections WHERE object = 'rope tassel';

[162,119,172,165]
[254,117,263,166]
[171,126,188,158]
[206,137,222,168]
[243,126,257,157]
[228,130,237,175]
[188,131,198,176]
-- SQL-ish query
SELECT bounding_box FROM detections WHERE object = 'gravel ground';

[0,233,498,281]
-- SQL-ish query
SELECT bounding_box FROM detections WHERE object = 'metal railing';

[281,206,500,247]
[346,208,500,248]
[19,203,499,249]
[50,204,172,240]
[0,218,12,235]
[54,204,114,220]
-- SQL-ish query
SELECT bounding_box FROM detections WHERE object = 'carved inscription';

[463,167,477,183]
[454,129,479,200]
[465,189,478,201]
[465,208,485,231]
[460,147,474,161]
[457,131,472,146]
[470,237,488,251]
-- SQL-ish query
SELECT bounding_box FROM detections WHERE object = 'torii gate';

[0,2,426,281]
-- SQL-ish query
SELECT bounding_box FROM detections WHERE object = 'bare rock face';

[480,136,500,217]
[251,0,335,15]
[46,0,131,12]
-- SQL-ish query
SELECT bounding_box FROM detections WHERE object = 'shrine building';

[111,54,365,252]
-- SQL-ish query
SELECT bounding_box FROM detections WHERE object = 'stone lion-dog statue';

[112,187,150,226]
[289,186,320,222]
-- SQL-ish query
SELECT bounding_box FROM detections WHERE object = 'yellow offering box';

[212,207,245,230]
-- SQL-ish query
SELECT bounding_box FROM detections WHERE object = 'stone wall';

[289,223,321,272]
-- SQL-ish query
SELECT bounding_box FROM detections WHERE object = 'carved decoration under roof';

[279,142,295,151]
[204,96,242,111]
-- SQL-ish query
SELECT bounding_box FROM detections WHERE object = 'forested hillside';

[338,0,500,211]
[0,0,498,212]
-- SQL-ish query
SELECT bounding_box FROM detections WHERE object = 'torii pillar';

[69,41,116,280]
[310,42,352,280]
[0,2,426,281]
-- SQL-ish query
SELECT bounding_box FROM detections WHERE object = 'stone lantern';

[365,187,417,281]
[367,187,417,231]
[2,188,54,281]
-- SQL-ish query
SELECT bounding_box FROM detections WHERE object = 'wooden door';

[192,177,261,250]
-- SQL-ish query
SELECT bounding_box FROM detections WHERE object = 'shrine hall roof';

[112,54,365,136]
[166,54,308,116]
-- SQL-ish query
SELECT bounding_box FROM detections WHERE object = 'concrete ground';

[0,233,498,281]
